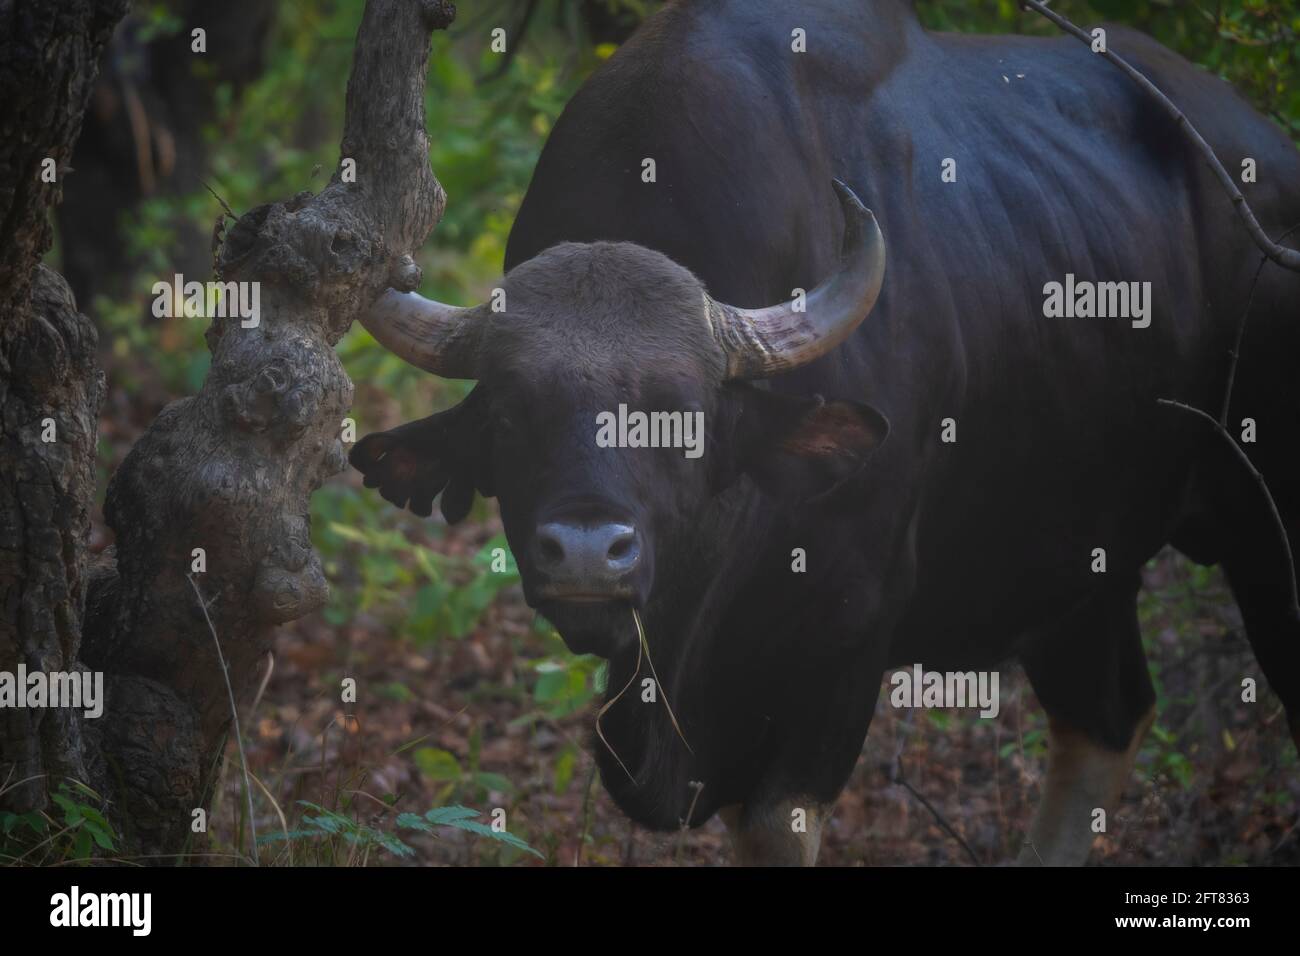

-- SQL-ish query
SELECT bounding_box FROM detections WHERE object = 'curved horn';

[706,180,886,379]
[360,289,486,380]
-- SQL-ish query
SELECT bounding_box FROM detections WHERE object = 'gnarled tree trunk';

[1,0,457,860]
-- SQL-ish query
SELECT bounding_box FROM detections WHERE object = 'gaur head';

[350,181,888,656]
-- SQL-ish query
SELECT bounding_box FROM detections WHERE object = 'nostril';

[607,534,635,562]
[605,529,639,569]
[537,534,565,566]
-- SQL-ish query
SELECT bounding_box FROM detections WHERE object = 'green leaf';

[306,813,345,834]
[72,828,93,861]
[533,668,568,703]
[85,821,115,851]
[395,812,435,833]
[474,772,514,794]
[553,746,577,795]
[424,805,480,825]
[441,817,544,860]
[380,681,415,702]
[378,833,416,858]
[50,792,77,816]
[414,747,463,782]
[78,806,112,833]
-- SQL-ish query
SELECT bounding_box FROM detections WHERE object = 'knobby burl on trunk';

[2,0,457,859]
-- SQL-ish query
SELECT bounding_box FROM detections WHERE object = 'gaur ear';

[727,384,889,502]
[349,387,493,523]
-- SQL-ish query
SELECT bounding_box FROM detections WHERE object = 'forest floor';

[92,382,1300,868]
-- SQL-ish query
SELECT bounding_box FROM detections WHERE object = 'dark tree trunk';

[0,0,127,816]
[56,0,279,311]
[2,0,458,861]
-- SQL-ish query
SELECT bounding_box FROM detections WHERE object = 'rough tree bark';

[0,0,129,820]
[2,0,458,861]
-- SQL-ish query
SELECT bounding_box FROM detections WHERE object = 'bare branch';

[1157,399,1300,621]
[337,0,456,259]
[1027,0,1300,615]
[887,711,981,866]
[1022,0,1300,273]
[1220,223,1300,424]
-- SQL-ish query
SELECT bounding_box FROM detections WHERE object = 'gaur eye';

[492,406,520,438]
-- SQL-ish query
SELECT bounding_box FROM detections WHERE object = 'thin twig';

[887,709,981,865]
[1157,399,1300,619]
[187,574,260,865]
[248,769,292,868]
[0,771,47,800]
[249,650,275,718]
[1220,222,1300,424]
[1220,256,1269,426]
[200,179,236,220]
[673,780,705,864]
[890,756,981,867]
[632,607,693,754]
[574,760,598,867]
[1021,0,1300,272]
[594,632,642,783]
[1022,838,1045,865]
[482,0,540,81]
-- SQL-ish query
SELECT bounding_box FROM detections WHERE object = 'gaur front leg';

[1018,577,1157,866]
[719,799,831,866]
[1016,707,1155,866]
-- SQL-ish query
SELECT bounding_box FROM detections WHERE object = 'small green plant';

[395,806,542,859]
[1145,723,1195,789]
[999,724,1048,763]
[0,780,116,865]
[414,724,514,805]
[314,494,521,644]
[532,653,606,719]
[257,800,541,862]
